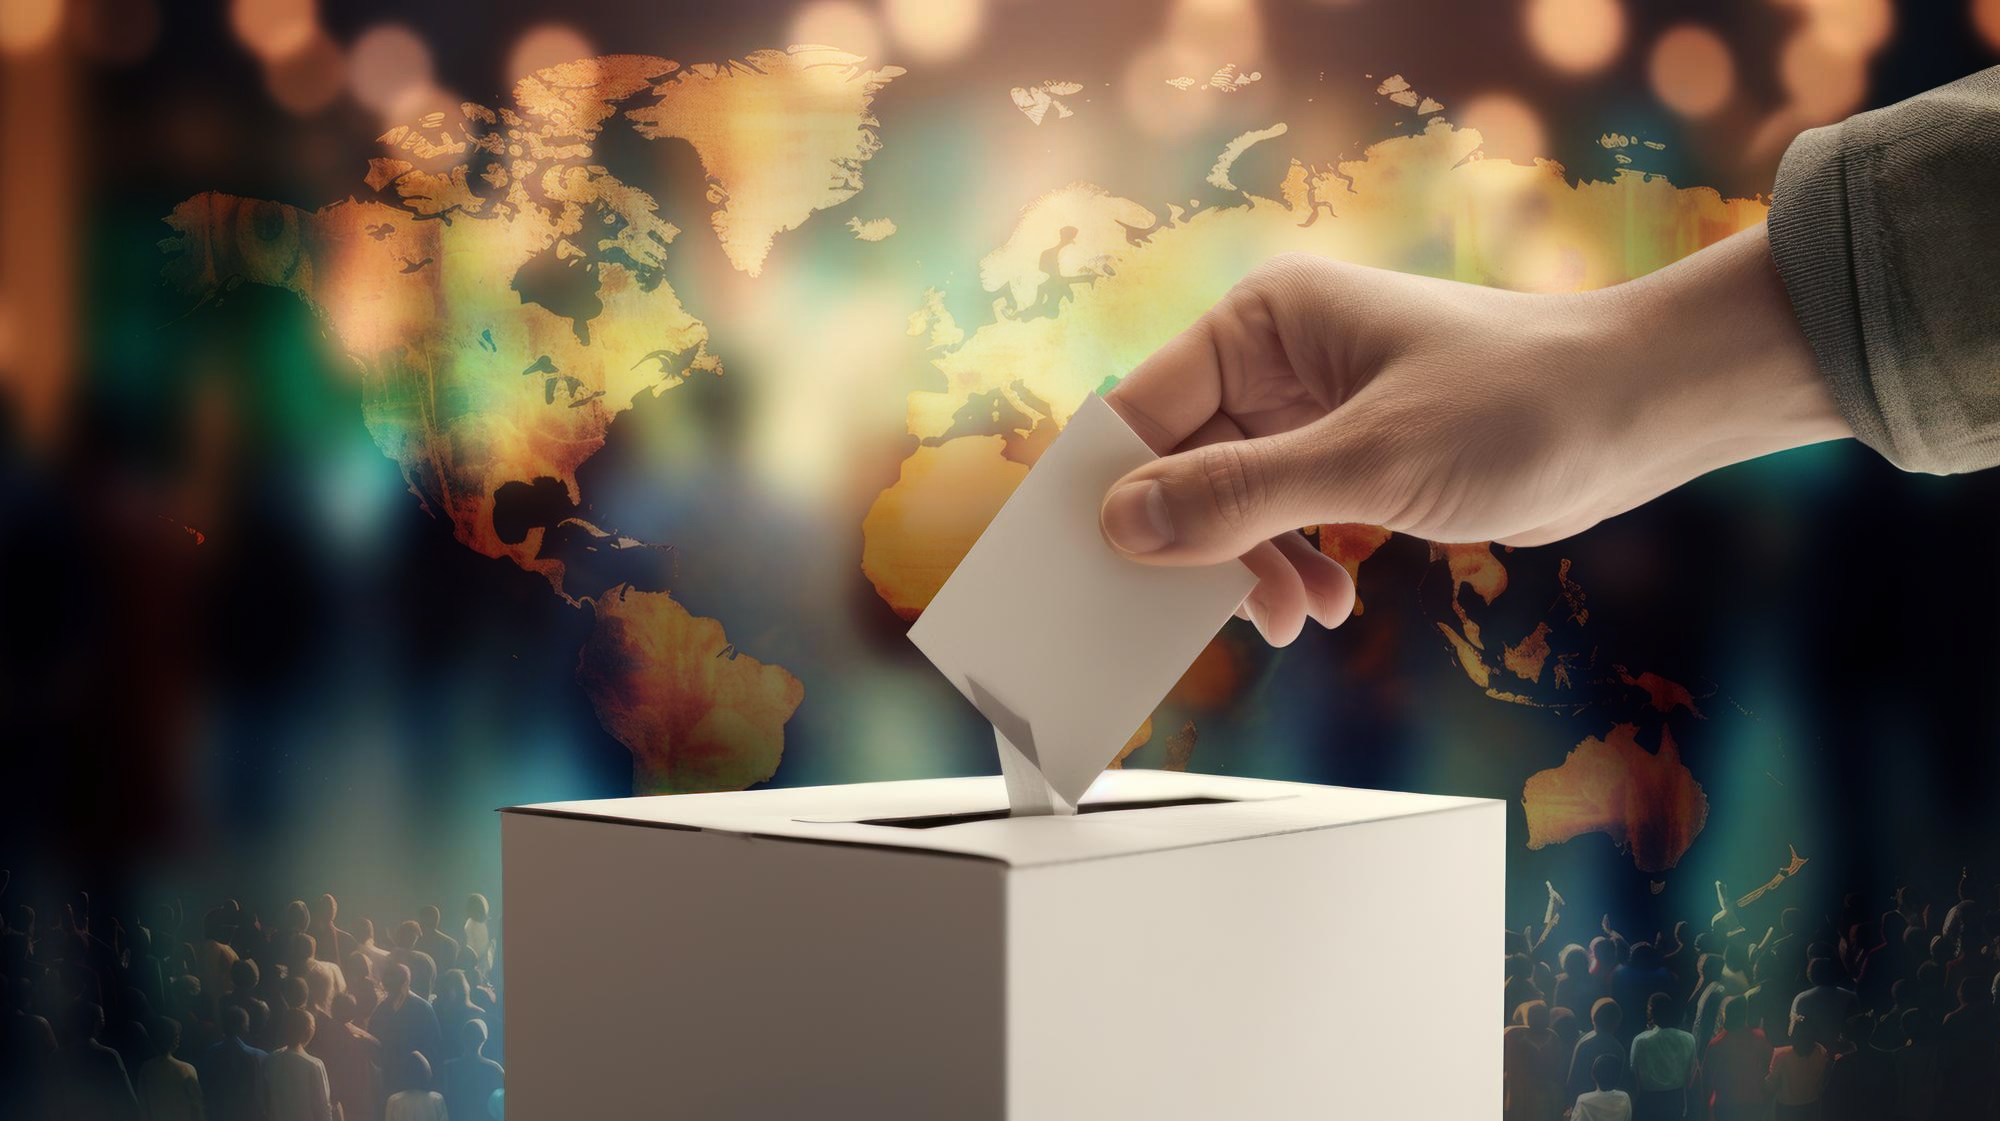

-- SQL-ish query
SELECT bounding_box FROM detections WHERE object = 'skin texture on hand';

[1101,223,1851,647]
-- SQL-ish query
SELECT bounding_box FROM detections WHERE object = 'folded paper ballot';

[908,393,1258,816]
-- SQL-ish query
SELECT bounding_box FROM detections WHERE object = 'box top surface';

[503,769,1497,868]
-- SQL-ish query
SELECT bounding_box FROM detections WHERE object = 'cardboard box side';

[506,770,1498,868]
[503,812,1009,1120]
[1004,801,1505,1121]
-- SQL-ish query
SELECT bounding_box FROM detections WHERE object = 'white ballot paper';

[908,393,1258,816]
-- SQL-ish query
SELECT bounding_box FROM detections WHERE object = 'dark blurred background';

[2,0,1998,960]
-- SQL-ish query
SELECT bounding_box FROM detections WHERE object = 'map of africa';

[164,55,1777,880]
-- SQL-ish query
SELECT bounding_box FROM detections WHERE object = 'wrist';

[1592,223,1851,478]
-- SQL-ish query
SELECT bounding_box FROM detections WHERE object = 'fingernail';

[1245,595,1269,637]
[1102,480,1173,555]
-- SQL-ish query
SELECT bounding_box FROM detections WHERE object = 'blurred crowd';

[1503,871,2000,1121]
[18,856,2000,1120]
[0,876,503,1121]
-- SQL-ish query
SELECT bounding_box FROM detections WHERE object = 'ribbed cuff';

[1768,119,1895,460]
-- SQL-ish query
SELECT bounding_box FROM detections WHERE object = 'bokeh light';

[790,1,883,59]
[230,0,317,62]
[1167,0,1264,60]
[1121,37,1221,138]
[1801,0,1893,58]
[1458,92,1547,162]
[1976,0,2000,51]
[384,85,462,132]
[884,0,982,62]
[1649,25,1734,118]
[1525,0,1626,75]
[266,28,346,115]
[348,23,433,115]
[0,0,64,55]
[1779,32,1865,120]
[507,23,595,81]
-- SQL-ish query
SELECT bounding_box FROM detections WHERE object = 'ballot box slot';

[845,795,1241,829]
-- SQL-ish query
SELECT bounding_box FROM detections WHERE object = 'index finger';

[1102,311,1225,456]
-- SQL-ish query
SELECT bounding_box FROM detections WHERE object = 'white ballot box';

[502,768,1503,1120]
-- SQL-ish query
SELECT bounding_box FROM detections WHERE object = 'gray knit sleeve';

[1768,66,2000,475]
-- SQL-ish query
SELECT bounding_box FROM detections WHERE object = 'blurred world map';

[157,35,1816,899]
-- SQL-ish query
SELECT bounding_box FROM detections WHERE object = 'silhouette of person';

[306,897,356,966]
[1687,954,1728,1064]
[439,1018,504,1121]
[1614,944,1678,1029]
[433,969,483,1061]
[367,964,442,1077]
[1568,998,1628,1105]
[261,1007,331,1121]
[61,1000,141,1121]
[1628,992,1697,1121]
[135,1015,205,1121]
[341,950,381,1027]
[461,895,493,978]
[353,920,391,979]
[1788,958,1855,1046]
[198,1003,269,1121]
[318,992,384,1121]
[412,910,458,983]
[1553,945,1596,1025]
[1765,1019,1830,1121]
[1572,1052,1633,1121]
[226,959,272,1051]
[1502,999,1562,1121]
[384,925,435,1004]
[1700,995,1772,1121]
[382,1052,446,1121]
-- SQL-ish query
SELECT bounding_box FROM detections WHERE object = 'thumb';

[1100,424,1376,565]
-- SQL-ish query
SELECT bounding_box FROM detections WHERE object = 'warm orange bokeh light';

[1459,93,1548,162]
[1649,25,1734,118]
[790,0,883,60]
[1800,0,1893,58]
[1165,0,1264,62]
[0,0,64,55]
[1525,0,1626,75]
[230,0,316,62]
[884,0,982,62]
[266,28,345,115]
[348,23,433,114]
[1780,32,1866,121]
[507,23,595,82]
[1977,0,2000,51]
[1120,37,1220,138]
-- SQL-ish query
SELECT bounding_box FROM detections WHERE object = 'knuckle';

[1194,442,1261,533]
[1239,251,1346,341]
[1245,251,1324,297]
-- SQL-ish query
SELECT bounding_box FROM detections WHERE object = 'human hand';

[1100,224,1849,645]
